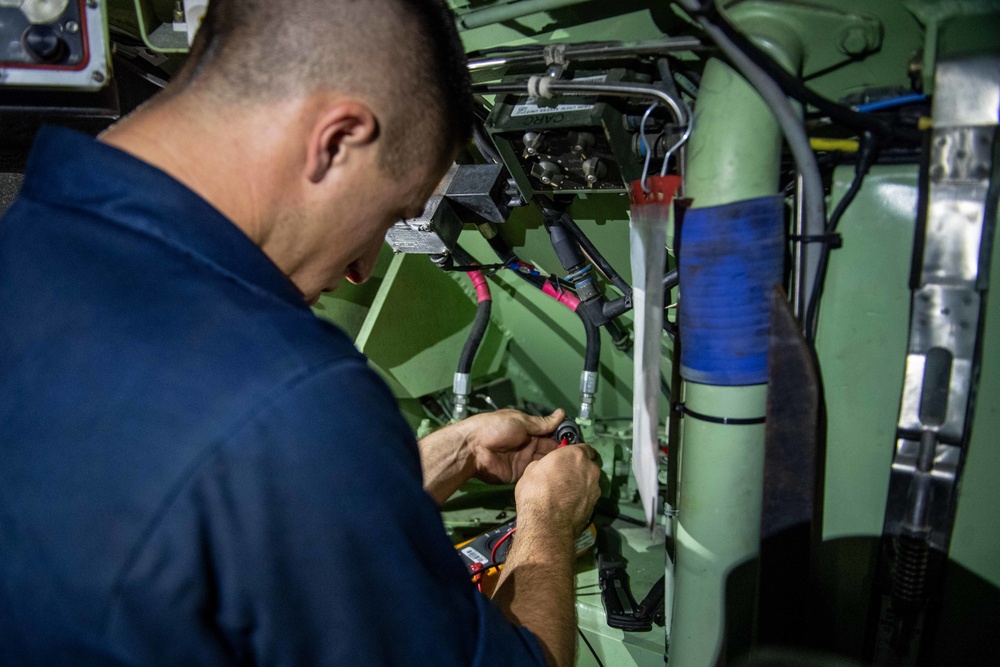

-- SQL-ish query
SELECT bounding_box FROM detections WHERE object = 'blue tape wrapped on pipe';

[679,195,785,386]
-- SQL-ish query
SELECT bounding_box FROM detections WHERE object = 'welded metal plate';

[932,58,1000,128]
[907,285,980,358]
[922,182,990,286]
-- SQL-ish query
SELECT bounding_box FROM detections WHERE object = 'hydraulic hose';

[558,214,632,297]
[580,310,600,374]
[457,274,492,375]
[451,246,494,420]
[484,232,602,419]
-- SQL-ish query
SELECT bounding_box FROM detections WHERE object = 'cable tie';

[674,402,766,426]
[789,233,843,248]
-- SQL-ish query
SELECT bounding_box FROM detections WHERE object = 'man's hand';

[418,408,566,505]
[491,444,601,667]
[463,408,565,485]
[512,443,601,537]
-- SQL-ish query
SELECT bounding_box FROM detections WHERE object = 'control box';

[0,0,110,90]
[485,69,645,198]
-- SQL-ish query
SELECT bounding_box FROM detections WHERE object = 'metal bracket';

[873,55,1000,665]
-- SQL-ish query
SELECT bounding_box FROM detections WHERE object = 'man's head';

[112,0,473,302]
[183,0,473,177]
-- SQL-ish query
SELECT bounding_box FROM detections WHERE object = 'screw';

[91,71,105,83]
[64,21,79,33]
[87,0,98,8]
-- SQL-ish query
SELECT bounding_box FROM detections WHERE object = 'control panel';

[0,0,110,90]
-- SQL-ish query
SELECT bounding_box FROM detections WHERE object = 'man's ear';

[305,101,379,183]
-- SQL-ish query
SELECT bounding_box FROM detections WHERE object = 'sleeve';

[147,359,546,666]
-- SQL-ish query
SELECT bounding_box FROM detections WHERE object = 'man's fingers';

[525,408,565,435]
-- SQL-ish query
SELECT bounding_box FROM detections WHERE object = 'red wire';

[491,526,517,565]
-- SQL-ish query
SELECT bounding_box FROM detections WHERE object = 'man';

[0,0,601,665]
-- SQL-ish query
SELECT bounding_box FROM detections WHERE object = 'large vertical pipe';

[668,52,788,665]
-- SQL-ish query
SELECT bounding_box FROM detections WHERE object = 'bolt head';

[839,27,872,56]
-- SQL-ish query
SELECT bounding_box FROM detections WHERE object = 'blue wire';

[855,93,927,113]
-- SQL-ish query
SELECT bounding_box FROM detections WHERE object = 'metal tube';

[466,37,704,71]
[457,0,594,31]
[669,51,796,665]
[484,80,688,125]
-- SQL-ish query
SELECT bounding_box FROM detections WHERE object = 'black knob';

[23,25,69,65]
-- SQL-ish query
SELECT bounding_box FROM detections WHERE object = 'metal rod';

[792,172,805,318]
[483,79,688,125]
[457,0,594,31]
[467,37,705,71]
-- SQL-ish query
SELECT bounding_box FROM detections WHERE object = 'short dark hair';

[180,0,473,175]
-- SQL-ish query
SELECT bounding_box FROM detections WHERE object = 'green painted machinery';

[11,1,998,665]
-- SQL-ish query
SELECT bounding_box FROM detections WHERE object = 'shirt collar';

[20,125,308,309]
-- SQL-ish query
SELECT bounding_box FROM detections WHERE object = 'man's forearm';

[418,421,476,504]
[490,522,578,667]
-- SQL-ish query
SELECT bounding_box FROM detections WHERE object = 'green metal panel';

[356,253,509,399]
[817,165,919,540]
[949,191,1000,589]
[314,250,509,400]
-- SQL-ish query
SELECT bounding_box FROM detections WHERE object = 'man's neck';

[99,96,292,250]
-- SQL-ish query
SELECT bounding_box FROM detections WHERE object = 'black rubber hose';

[558,214,633,297]
[450,244,494,376]
[486,233,601,374]
[457,299,491,375]
[663,268,679,293]
[535,197,633,297]
[581,310,601,374]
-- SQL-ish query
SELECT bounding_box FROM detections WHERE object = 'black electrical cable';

[804,132,880,342]
[663,268,679,298]
[536,197,633,298]
[690,0,920,144]
[578,628,606,667]
[472,121,502,164]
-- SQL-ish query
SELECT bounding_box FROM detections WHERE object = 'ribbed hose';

[457,298,492,374]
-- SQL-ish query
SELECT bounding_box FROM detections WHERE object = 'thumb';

[525,408,565,435]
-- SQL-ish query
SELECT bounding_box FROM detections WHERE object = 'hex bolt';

[839,26,872,56]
